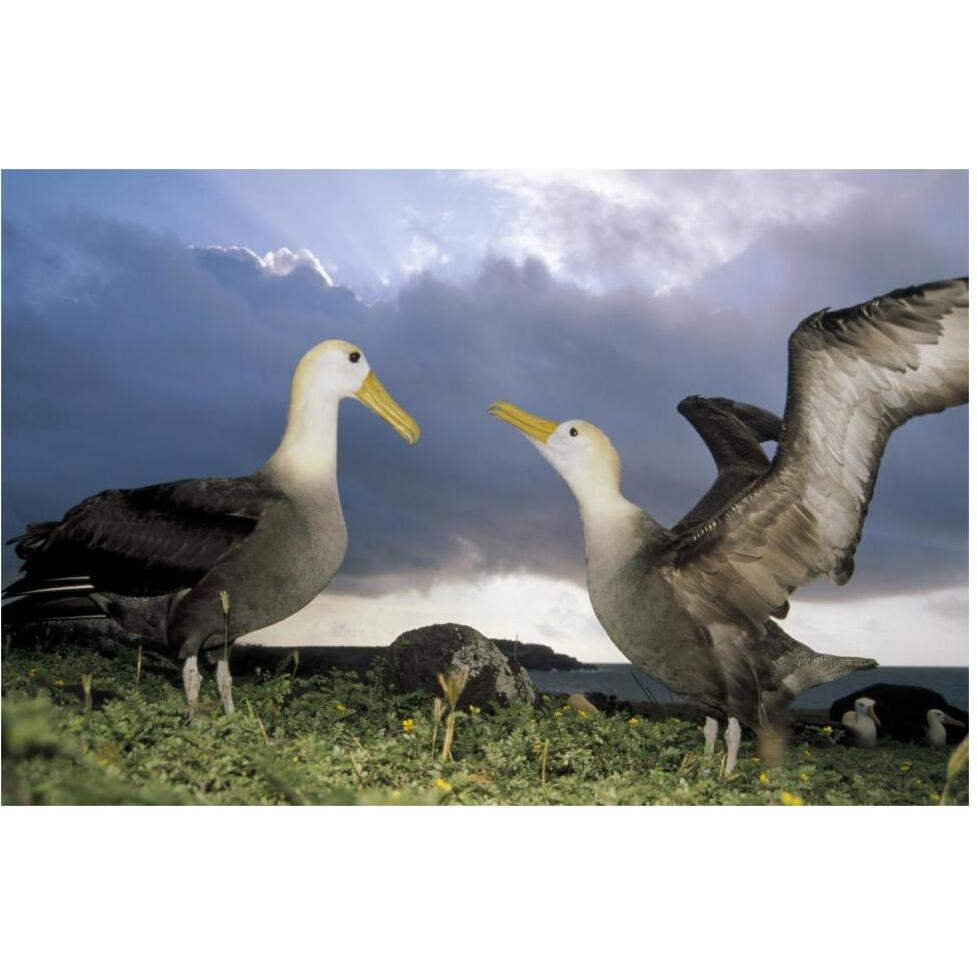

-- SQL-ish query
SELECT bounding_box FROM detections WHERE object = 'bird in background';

[3,340,419,716]
[842,697,881,748]
[489,277,968,762]
[925,708,965,747]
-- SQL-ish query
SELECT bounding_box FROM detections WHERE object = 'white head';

[927,708,965,729]
[487,401,622,509]
[854,697,881,728]
[288,340,419,444]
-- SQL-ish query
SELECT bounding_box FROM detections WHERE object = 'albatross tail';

[764,621,877,696]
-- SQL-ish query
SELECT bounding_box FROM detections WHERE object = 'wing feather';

[667,277,968,635]
[5,475,284,597]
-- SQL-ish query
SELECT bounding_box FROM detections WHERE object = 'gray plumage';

[4,339,419,713]
[490,277,968,738]
[674,394,878,699]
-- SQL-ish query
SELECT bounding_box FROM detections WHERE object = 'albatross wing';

[666,277,968,636]
[4,475,282,601]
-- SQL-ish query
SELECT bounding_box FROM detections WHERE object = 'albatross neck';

[575,486,665,590]
[262,394,341,495]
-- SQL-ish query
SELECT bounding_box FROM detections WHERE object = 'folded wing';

[4,476,281,599]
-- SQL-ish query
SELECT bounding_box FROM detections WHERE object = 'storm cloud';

[1,174,968,612]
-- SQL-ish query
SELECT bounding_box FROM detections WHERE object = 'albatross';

[488,277,968,760]
[3,340,419,715]
[674,395,877,771]
[841,697,881,748]
[925,709,966,747]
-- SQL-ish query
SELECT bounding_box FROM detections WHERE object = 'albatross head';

[292,340,420,444]
[854,697,881,728]
[487,401,622,506]
[927,708,965,729]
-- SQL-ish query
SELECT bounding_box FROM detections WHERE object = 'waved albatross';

[841,697,881,748]
[3,340,419,715]
[488,277,968,758]
[673,395,876,771]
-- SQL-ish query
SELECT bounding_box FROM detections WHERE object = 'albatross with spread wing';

[489,277,967,758]
[672,394,877,771]
[3,340,419,715]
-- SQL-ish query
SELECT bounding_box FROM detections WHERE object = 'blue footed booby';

[489,277,968,761]
[4,340,419,715]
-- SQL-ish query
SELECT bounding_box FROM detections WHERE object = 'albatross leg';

[703,716,719,756]
[216,655,234,715]
[182,655,202,717]
[723,717,742,776]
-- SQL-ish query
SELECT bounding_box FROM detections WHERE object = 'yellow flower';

[751,756,761,765]
[780,791,804,806]
[799,772,809,782]
[758,771,770,785]
[434,777,452,792]
[628,716,639,726]
[899,762,911,772]
[27,668,36,678]
[53,679,64,687]
[820,725,833,734]
[929,793,941,803]
[578,709,590,719]
[468,705,481,714]
[402,718,415,733]
[335,703,347,712]
[669,717,682,725]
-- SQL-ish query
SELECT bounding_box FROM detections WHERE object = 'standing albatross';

[489,277,967,756]
[672,395,877,771]
[3,340,419,715]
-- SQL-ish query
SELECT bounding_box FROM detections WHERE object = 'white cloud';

[195,244,335,285]
[243,573,967,668]
[465,169,860,292]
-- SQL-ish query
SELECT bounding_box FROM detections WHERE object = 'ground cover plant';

[1,639,967,806]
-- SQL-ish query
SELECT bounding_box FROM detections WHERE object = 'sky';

[0,169,968,664]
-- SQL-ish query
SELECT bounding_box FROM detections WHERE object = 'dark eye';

[349,351,361,363]
[569,427,578,437]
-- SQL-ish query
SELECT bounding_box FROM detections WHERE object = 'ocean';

[527,665,969,712]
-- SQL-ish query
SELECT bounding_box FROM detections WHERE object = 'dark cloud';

[1,180,968,607]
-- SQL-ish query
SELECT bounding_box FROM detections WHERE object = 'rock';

[388,623,538,709]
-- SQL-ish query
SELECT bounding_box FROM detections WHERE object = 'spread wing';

[5,475,283,598]
[665,277,968,636]
[671,395,782,537]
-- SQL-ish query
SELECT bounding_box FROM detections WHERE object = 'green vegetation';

[2,641,967,806]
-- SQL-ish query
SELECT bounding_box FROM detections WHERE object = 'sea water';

[527,665,969,711]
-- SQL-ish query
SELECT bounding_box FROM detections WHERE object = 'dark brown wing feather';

[671,396,781,537]
[666,277,968,637]
[5,475,282,597]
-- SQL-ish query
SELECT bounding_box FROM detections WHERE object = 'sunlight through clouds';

[465,169,860,292]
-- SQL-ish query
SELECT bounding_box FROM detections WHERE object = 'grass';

[1,639,968,806]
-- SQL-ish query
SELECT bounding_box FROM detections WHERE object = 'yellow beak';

[487,401,559,443]
[355,371,420,444]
